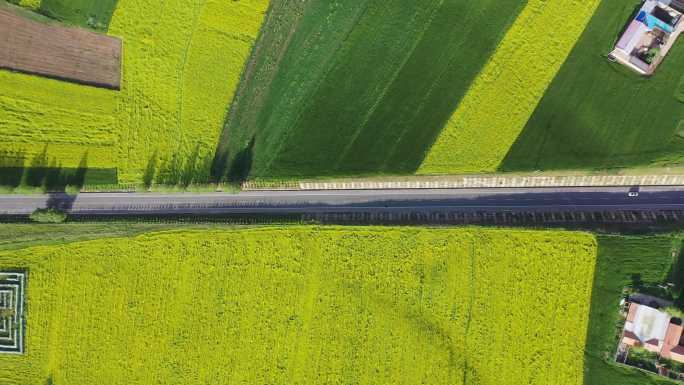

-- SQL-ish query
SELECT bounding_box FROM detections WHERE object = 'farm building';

[621,302,684,363]
[609,0,684,75]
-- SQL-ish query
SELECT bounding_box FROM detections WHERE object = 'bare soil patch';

[0,6,121,89]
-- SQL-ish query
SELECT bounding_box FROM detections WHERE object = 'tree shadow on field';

[181,144,203,186]
[210,149,229,183]
[0,147,117,192]
[151,144,213,187]
[210,137,255,183]
[143,150,159,189]
[630,273,644,290]
[227,137,255,183]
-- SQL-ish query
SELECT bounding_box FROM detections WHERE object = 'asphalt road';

[2,186,684,216]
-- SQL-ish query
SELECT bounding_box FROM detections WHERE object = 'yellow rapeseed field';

[419,0,601,175]
[110,0,269,183]
[0,0,269,183]
[0,227,596,384]
[0,70,118,169]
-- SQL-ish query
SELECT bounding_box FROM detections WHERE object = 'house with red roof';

[621,302,684,364]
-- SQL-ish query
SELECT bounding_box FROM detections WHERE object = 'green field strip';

[333,0,527,175]
[677,74,684,103]
[501,0,684,172]
[263,0,444,175]
[38,0,119,31]
[220,0,527,178]
[211,0,312,180]
[0,227,595,385]
[419,0,601,175]
[9,0,118,31]
[223,0,391,177]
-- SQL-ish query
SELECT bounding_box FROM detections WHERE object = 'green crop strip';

[218,0,526,178]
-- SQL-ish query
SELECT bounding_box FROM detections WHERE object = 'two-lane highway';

[2,186,684,216]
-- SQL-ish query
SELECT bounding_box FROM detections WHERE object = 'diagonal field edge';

[419,0,602,175]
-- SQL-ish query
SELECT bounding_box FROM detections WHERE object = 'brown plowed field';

[0,7,121,89]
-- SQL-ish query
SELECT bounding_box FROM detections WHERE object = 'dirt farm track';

[0,5,121,89]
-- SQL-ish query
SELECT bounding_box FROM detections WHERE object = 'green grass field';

[584,234,681,385]
[0,226,596,384]
[216,0,526,179]
[38,0,117,30]
[501,0,684,172]
[9,0,117,30]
